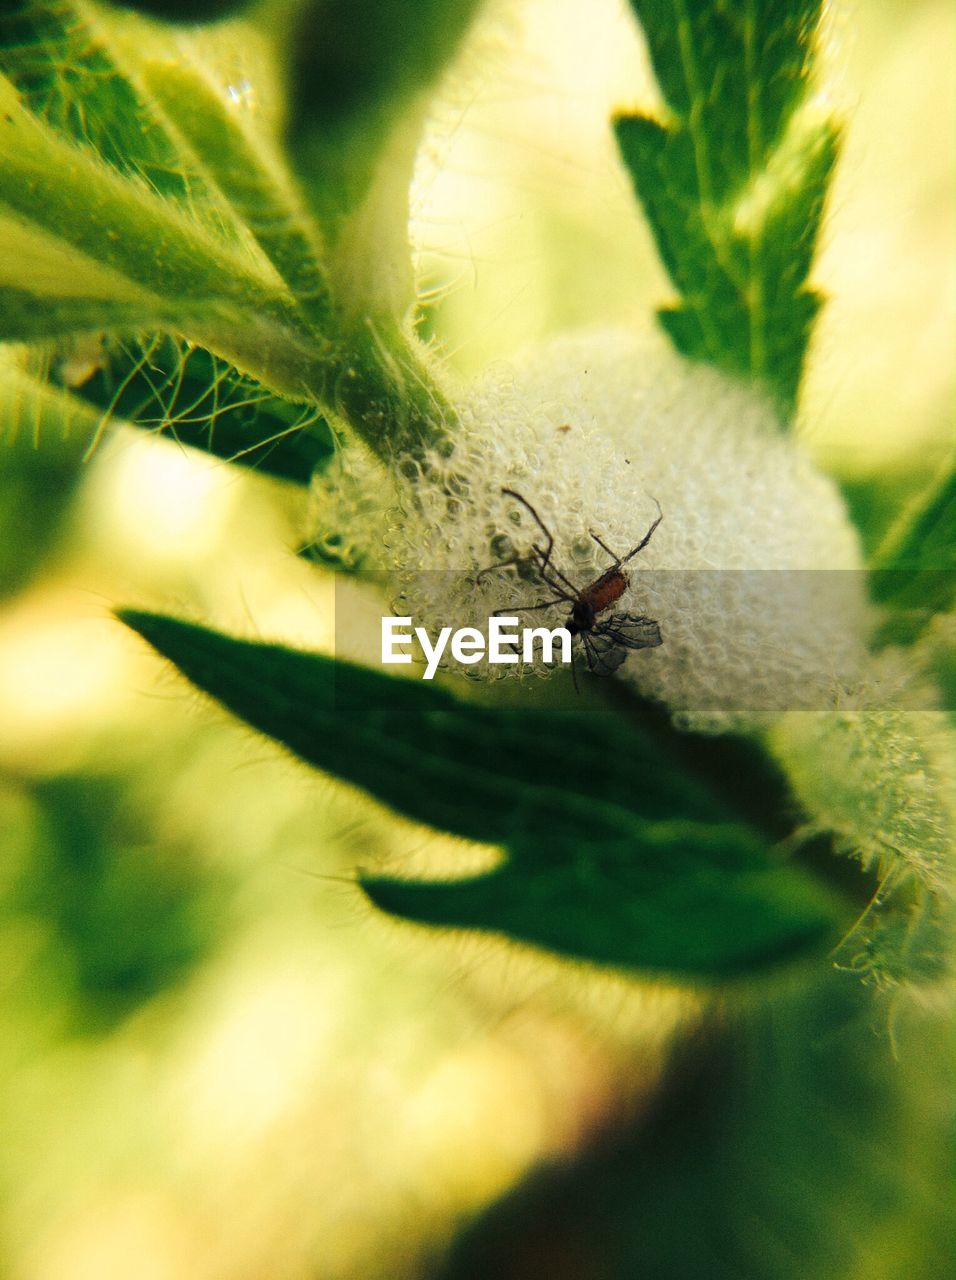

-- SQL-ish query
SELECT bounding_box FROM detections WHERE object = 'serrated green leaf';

[629,0,820,196]
[63,335,334,484]
[119,610,842,980]
[616,0,837,412]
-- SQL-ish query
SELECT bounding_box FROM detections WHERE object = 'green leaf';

[615,0,838,412]
[8,772,216,1033]
[0,1,215,213]
[0,285,191,343]
[119,610,843,980]
[0,72,305,344]
[440,971,956,1280]
[870,452,956,640]
[0,362,95,597]
[276,0,483,334]
[284,0,483,230]
[0,7,456,462]
[0,60,340,409]
[108,1,247,20]
[61,335,334,484]
[138,55,333,332]
[363,821,837,978]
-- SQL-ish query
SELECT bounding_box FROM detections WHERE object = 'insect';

[478,487,664,679]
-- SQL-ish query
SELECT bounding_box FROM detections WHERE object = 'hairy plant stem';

[197,306,456,464]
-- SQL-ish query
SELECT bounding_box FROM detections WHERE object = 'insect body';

[480,488,664,678]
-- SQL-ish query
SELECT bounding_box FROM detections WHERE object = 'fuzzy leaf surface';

[0,1,215,212]
[60,335,334,484]
[138,55,333,331]
[120,610,842,980]
[0,11,325,402]
[0,5,455,462]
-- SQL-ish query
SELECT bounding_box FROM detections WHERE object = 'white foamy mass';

[313,328,871,728]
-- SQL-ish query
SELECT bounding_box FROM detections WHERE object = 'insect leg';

[499,489,585,598]
[533,558,583,601]
[619,499,663,565]
[580,631,599,674]
[475,554,534,585]
[589,529,622,565]
[501,489,555,568]
[491,597,567,618]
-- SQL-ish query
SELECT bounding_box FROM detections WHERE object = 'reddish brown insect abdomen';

[585,567,628,615]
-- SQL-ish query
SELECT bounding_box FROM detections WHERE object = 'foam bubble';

[312,328,870,727]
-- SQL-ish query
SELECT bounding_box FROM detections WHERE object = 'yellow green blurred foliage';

[0,1,953,1277]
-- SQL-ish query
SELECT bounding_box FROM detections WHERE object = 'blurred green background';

[0,1,953,1277]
